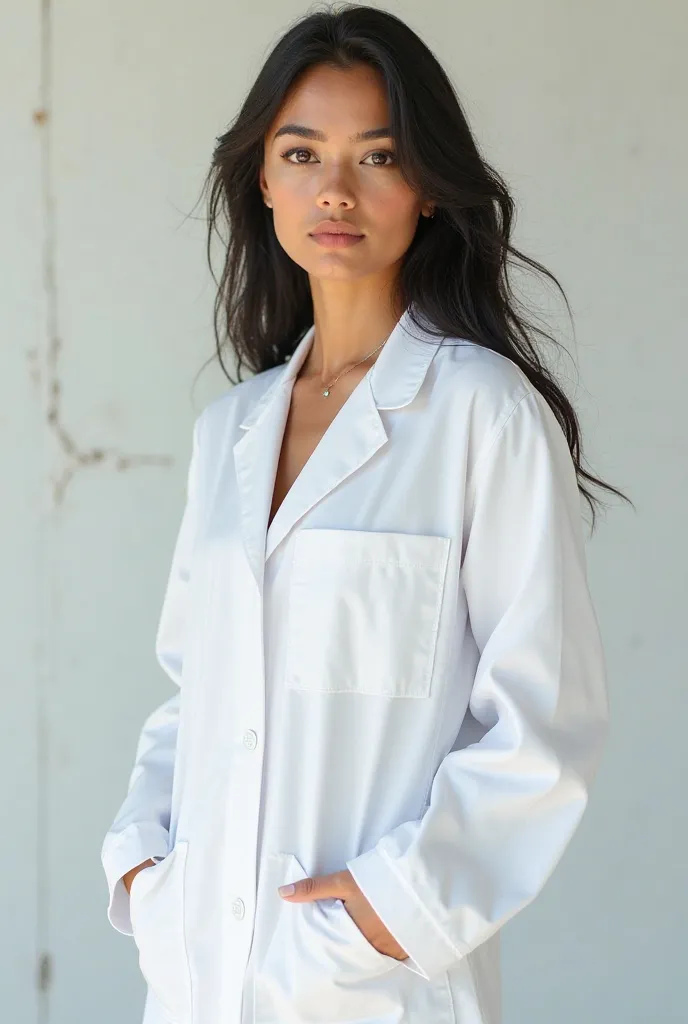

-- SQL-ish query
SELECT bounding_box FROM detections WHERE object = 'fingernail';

[278,883,295,896]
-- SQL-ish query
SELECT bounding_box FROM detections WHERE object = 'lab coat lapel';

[232,306,443,589]
[263,376,388,562]
[231,380,291,593]
[232,322,317,592]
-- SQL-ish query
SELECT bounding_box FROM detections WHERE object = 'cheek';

[367,183,420,234]
[269,182,310,248]
[366,196,421,258]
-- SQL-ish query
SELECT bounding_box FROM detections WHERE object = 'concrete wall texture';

[1,2,684,1022]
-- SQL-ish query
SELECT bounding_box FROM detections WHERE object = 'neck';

[302,279,404,384]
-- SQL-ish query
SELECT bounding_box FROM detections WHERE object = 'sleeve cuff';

[345,845,465,981]
[101,821,170,935]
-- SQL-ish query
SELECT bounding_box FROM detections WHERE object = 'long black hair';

[197,2,631,530]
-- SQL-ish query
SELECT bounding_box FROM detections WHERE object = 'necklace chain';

[319,337,388,397]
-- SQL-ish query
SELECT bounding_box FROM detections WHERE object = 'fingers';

[278,868,354,901]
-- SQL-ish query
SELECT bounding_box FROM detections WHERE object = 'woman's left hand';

[278,868,409,961]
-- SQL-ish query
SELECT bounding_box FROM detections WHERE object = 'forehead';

[269,63,390,139]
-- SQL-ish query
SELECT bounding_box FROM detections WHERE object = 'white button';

[231,897,245,920]
[242,729,258,750]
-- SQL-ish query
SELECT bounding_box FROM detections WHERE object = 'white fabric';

[101,305,609,1024]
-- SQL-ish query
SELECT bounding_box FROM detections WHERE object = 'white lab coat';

[101,305,609,1024]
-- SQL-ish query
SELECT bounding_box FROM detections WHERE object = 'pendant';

[322,389,330,397]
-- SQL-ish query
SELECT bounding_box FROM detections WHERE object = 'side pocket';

[130,839,192,1024]
[254,852,401,1024]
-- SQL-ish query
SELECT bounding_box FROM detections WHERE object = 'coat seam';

[465,388,536,512]
[419,542,459,811]
[444,968,458,1024]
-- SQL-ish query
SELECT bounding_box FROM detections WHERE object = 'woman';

[101,6,629,1024]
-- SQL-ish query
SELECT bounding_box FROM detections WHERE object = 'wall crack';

[38,2,174,509]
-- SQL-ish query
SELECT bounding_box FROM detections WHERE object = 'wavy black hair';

[196,2,631,530]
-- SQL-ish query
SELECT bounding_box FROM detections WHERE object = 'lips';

[310,223,363,236]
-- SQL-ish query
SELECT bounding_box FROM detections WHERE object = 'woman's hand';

[123,858,157,894]
[278,867,409,961]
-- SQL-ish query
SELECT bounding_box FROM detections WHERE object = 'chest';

[268,372,367,529]
[190,373,474,711]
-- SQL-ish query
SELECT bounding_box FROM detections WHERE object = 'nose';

[315,166,356,210]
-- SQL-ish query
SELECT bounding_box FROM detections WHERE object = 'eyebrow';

[272,123,393,144]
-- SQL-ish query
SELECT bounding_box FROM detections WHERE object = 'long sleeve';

[100,411,204,936]
[345,388,610,980]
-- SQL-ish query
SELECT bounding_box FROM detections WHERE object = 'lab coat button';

[231,897,245,920]
[242,729,258,750]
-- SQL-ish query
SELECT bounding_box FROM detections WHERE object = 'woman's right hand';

[123,858,157,894]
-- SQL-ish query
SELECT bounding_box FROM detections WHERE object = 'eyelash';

[280,147,396,167]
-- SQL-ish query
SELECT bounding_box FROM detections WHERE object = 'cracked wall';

[6,3,223,1023]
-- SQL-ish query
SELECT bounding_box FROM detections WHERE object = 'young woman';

[101,6,629,1023]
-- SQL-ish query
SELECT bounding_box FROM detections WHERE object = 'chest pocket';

[283,529,450,698]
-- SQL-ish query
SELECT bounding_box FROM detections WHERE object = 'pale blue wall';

[1,2,683,1022]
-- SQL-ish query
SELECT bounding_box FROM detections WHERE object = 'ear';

[258,167,271,208]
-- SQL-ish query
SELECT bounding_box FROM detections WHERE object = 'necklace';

[319,337,388,397]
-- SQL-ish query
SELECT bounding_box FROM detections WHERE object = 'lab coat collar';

[233,305,444,586]
[238,304,444,431]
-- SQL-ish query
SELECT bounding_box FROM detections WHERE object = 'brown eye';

[282,148,314,163]
[280,147,396,167]
[363,150,396,167]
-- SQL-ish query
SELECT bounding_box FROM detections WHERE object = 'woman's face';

[259,62,432,282]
